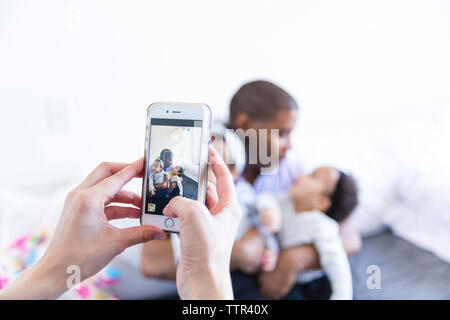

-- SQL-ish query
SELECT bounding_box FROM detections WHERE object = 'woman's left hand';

[0,158,166,299]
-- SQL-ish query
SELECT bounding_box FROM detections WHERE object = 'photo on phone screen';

[145,118,203,215]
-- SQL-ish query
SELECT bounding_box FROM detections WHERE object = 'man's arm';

[141,238,177,280]
[154,181,168,190]
[230,221,360,276]
[230,227,266,273]
[258,222,361,299]
[258,244,319,299]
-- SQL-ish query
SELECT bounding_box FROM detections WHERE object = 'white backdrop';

[1,1,450,258]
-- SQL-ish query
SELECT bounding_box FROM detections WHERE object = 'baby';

[261,166,358,299]
[148,158,168,196]
[168,165,184,197]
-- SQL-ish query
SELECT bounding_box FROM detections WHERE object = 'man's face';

[252,109,298,165]
[161,150,173,169]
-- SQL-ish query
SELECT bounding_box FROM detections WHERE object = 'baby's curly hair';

[325,172,358,222]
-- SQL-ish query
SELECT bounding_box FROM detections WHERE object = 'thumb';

[205,183,219,212]
[116,225,167,250]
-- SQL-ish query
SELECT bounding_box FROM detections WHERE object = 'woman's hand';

[0,158,166,299]
[162,147,242,300]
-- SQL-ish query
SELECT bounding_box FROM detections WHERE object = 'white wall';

[149,125,201,166]
[1,0,449,236]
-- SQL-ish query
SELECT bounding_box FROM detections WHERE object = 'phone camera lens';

[166,110,169,113]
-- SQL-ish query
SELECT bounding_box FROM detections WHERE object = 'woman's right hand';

[163,147,242,300]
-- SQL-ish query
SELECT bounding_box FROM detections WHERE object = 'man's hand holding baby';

[258,207,282,272]
[259,207,281,234]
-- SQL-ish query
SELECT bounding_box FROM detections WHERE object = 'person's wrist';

[1,254,68,299]
[31,254,69,299]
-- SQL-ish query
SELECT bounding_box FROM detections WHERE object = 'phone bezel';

[140,102,211,233]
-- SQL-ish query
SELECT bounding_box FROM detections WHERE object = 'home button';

[164,218,174,228]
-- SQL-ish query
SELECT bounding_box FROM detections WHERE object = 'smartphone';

[140,102,211,233]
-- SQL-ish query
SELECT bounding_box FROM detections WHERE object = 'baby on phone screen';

[148,158,169,196]
[168,165,184,197]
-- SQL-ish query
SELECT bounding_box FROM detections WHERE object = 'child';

[148,158,168,197]
[261,166,358,300]
[168,165,184,197]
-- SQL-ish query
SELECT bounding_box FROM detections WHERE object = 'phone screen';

[145,118,203,215]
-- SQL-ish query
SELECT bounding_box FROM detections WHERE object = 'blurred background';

[1,0,449,299]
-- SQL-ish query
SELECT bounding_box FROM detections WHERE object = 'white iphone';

[140,102,211,233]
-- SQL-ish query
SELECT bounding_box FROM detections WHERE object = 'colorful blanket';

[0,228,120,299]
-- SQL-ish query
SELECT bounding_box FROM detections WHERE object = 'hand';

[151,189,155,196]
[258,248,298,299]
[259,207,281,234]
[339,220,362,256]
[0,158,167,299]
[163,147,242,300]
[260,248,278,272]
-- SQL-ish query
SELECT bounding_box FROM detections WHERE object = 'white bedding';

[380,166,450,263]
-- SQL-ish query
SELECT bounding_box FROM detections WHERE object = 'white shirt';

[262,194,353,300]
